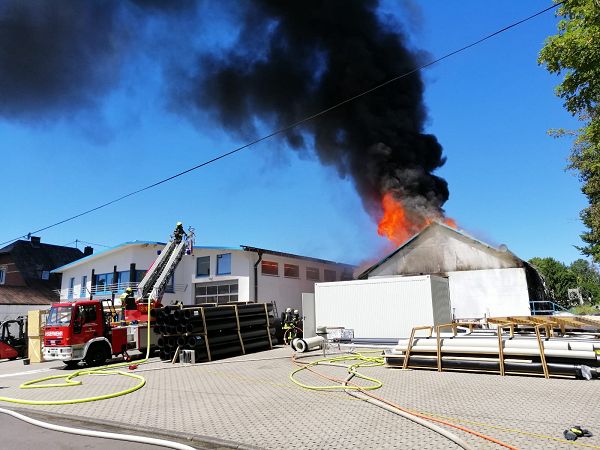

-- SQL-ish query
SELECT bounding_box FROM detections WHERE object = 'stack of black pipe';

[155,305,208,361]
[154,303,276,363]
[236,303,277,351]
[203,305,244,360]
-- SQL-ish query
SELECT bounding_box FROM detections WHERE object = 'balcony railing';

[54,281,188,300]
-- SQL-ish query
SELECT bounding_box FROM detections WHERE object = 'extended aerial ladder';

[126,225,194,321]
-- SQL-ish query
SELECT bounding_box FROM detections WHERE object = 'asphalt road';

[0,414,183,449]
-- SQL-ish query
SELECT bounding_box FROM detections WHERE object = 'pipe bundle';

[386,333,600,379]
[155,303,277,363]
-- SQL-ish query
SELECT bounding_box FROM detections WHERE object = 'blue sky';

[0,1,585,266]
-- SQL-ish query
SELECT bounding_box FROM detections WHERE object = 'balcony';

[55,281,188,300]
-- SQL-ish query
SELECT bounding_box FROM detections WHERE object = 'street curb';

[9,407,264,450]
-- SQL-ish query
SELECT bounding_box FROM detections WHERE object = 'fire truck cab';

[43,300,129,367]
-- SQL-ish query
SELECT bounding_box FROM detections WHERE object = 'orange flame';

[377,193,457,246]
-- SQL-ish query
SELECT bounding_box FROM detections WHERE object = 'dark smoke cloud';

[0,0,196,121]
[175,0,449,219]
[0,1,129,120]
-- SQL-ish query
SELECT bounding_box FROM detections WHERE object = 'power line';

[0,1,563,247]
[63,239,112,249]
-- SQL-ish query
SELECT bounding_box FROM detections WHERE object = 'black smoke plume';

[0,0,195,121]
[177,0,449,220]
[0,1,128,119]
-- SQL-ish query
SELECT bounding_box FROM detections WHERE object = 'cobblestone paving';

[1,348,599,449]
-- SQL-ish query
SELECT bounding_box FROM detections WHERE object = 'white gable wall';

[448,268,531,319]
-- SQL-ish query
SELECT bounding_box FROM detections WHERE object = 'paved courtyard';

[0,347,599,449]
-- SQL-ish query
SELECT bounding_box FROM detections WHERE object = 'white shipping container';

[314,275,452,339]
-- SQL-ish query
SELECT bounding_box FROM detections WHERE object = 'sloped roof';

[0,240,84,281]
[0,281,59,305]
[358,221,526,279]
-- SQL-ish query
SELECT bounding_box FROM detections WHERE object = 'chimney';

[83,246,94,256]
[30,236,41,247]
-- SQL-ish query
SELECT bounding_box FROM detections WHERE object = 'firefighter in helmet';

[292,309,301,327]
[283,307,293,327]
[123,287,136,310]
[173,222,187,242]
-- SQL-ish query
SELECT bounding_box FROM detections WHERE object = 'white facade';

[314,275,452,339]
[447,268,531,319]
[53,241,352,316]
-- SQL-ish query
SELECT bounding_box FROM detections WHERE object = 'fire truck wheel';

[85,343,109,367]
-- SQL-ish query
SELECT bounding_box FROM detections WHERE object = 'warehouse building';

[52,241,353,315]
[358,222,545,319]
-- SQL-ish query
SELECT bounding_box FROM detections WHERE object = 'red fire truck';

[43,225,193,367]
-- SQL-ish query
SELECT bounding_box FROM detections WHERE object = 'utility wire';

[0,1,563,247]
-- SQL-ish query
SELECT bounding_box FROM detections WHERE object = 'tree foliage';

[529,256,600,306]
[538,0,600,261]
[529,257,577,305]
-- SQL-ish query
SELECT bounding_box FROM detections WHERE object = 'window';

[217,253,231,275]
[195,280,239,304]
[80,276,87,298]
[94,273,114,293]
[324,269,336,282]
[41,271,50,280]
[79,304,97,323]
[306,267,320,281]
[341,269,354,281]
[47,306,72,326]
[284,264,299,278]
[0,266,5,285]
[135,270,147,283]
[261,260,279,276]
[68,277,75,299]
[117,271,130,292]
[196,256,210,277]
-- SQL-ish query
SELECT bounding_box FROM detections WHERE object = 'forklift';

[0,316,27,360]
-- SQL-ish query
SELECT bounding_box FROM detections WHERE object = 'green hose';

[0,299,153,406]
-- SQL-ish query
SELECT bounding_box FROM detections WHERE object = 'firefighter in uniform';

[174,222,187,242]
[119,287,136,325]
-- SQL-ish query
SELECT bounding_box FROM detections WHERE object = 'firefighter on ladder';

[173,222,187,243]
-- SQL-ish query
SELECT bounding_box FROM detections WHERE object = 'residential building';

[52,241,354,315]
[0,237,85,320]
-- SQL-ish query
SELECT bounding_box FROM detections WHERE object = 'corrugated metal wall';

[315,275,451,339]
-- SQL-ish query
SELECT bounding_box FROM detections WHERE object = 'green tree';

[569,258,600,302]
[538,1,600,261]
[529,257,577,306]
